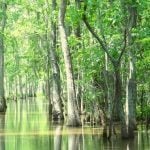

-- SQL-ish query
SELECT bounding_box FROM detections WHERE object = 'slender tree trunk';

[125,0,138,138]
[49,0,64,121]
[58,0,81,126]
[125,46,137,138]
[45,29,52,114]
[76,69,82,113]
[25,75,28,99]
[19,75,23,99]
[0,1,7,112]
[108,64,128,139]
[114,66,127,139]
[75,0,82,114]
[104,54,111,108]
[102,53,110,138]
[15,77,18,100]
[125,77,135,138]
[46,69,52,114]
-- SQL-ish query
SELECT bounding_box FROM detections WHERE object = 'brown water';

[0,98,149,150]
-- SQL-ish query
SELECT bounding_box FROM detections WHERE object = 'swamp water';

[0,98,149,150]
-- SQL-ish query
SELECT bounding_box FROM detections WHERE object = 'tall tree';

[75,0,82,113]
[58,0,81,126]
[125,0,138,138]
[82,0,136,138]
[49,0,64,121]
[0,0,7,112]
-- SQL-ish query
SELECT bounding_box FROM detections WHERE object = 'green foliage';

[136,105,150,120]
[2,0,150,118]
[66,4,82,27]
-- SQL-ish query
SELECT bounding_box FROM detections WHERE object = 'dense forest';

[0,0,150,141]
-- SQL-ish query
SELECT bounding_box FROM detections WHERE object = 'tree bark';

[50,0,64,121]
[125,0,138,138]
[19,75,24,99]
[74,0,82,114]
[113,65,127,139]
[58,0,81,126]
[0,1,7,112]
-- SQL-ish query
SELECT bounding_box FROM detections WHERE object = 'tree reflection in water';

[68,130,81,150]
[0,114,5,150]
[0,99,149,150]
[54,126,62,150]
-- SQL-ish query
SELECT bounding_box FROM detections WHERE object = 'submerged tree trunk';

[58,0,81,126]
[125,0,138,138]
[125,41,137,138]
[0,1,7,112]
[50,0,64,121]
[102,53,112,138]
[125,77,135,138]
[114,66,127,139]
[104,53,112,118]
[108,64,128,139]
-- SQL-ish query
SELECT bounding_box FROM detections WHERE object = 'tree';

[0,0,7,112]
[58,0,81,126]
[82,0,138,138]
[49,0,64,121]
[125,0,138,138]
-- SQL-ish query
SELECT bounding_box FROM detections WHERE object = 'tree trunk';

[125,52,137,138]
[125,78,135,138]
[102,53,110,138]
[0,1,7,112]
[58,0,81,126]
[75,0,82,114]
[125,0,138,138]
[108,64,127,139]
[19,75,23,99]
[49,0,64,121]
[25,75,28,99]
[45,66,52,114]
[15,77,18,100]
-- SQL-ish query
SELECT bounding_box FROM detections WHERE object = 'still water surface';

[0,98,149,150]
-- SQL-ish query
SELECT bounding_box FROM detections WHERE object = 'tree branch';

[118,28,127,63]
[1,2,7,32]
[82,7,115,64]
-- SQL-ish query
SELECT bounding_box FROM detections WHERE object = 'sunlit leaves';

[3,0,150,107]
